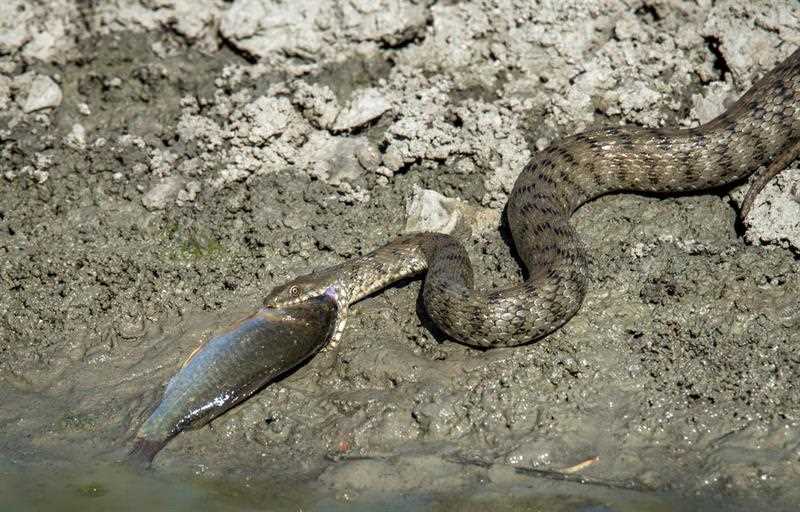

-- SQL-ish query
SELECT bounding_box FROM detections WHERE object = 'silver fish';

[128,290,338,466]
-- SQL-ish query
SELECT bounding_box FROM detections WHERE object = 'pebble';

[142,176,183,210]
[404,186,464,234]
[333,88,391,132]
[22,74,62,113]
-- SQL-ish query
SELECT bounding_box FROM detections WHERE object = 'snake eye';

[288,285,301,297]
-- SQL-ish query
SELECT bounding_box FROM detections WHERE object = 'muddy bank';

[2,1,800,510]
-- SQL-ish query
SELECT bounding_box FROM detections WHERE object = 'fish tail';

[126,437,167,469]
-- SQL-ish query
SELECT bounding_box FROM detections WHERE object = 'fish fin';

[126,437,167,469]
[181,343,204,369]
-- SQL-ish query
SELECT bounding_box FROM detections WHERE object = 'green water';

[0,458,767,512]
[0,461,286,512]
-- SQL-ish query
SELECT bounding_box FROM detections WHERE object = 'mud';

[2,1,800,510]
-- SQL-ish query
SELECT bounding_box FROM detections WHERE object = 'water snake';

[265,48,800,348]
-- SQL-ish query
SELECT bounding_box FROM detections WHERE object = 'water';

[0,459,304,512]
[0,457,761,512]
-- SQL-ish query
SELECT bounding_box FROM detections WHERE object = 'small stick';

[559,455,599,474]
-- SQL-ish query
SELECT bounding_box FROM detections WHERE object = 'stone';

[142,177,183,210]
[21,74,62,113]
[333,88,391,132]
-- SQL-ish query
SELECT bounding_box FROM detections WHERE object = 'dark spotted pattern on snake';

[266,48,800,348]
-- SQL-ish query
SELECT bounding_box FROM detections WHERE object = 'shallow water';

[0,457,765,512]
[0,459,304,512]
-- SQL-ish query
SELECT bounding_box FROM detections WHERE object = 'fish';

[128,289,338,467]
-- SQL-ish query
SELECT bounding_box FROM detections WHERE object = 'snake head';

[265,269,346,309]
[266,273,350,346]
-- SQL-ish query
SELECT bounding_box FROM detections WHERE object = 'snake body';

[266,48,800,348]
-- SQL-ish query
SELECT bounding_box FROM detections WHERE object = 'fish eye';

[288,285,301,297]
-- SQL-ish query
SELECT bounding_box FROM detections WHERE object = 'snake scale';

[266,48,800,348]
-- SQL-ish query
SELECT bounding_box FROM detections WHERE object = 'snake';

[265,47,800,348]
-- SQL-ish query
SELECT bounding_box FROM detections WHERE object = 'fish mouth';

[126,437,168,469]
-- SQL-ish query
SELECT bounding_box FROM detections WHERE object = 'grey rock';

[404,186,464,234]
[142,177,183,210]
[21,74,62,113]
[333,88,391,132]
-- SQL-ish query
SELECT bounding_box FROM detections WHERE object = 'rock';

[333,88,391,132]
[404,186,465,234]
[405,186,500,236]
[355,142,381,171]
[142,177,183,210]
[21,74,62,113]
